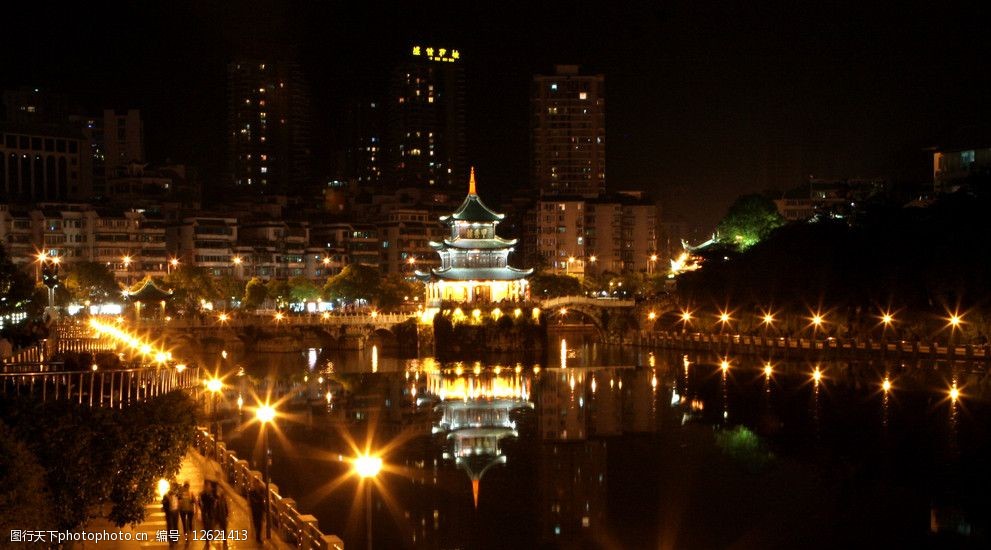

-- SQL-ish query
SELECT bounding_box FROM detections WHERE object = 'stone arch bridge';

[142,313,418,354]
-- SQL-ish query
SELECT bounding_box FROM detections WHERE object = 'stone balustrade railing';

[193,429,343,550]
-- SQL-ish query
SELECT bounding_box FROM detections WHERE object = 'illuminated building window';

[260,167,267,174]
[551,83,558,91]
[579,92,587,100]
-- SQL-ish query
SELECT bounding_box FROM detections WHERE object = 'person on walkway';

[162,485,181,547]
[213,483,231,550]
[178,481,196,543]
[199,480,216,549]
[247,479,266,543]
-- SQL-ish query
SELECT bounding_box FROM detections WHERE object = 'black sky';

[3,1,990,228]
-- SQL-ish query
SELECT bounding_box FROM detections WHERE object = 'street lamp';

[35,251,47,282]
[122,255,133,285]
[168,257,179,274]
[206,378,223,458]
[354,454,383,550]
[648,254,658,275]
[255,403,276,540]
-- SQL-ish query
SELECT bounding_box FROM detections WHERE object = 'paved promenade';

[85,451,291,550]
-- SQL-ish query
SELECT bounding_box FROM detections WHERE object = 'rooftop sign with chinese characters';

[412,45,460,63]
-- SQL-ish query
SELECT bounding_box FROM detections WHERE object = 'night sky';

[4,1,990,228]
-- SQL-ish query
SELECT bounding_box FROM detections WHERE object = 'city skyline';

[3,2,989,227]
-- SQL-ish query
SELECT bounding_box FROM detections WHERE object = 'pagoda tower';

[419,168,532,306]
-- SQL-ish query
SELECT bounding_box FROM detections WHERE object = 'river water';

[213,341,990,549]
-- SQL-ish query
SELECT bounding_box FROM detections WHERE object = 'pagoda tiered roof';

[429,236,517,250]
[439,168,504,223]
[428,266,531,281]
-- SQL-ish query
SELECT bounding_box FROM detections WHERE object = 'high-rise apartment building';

[228,60,313,195]
[344,100,384,187]
[388,45,466,189]
[101,109,144,177]
[532,65,605,197]
[527,192,657,275]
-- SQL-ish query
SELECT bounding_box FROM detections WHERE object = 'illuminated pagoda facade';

[420,168,532,306]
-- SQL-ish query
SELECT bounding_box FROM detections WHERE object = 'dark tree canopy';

[324,264,382,305]
[0,244,34,317]
[716,194,785,250]
[63,261,120,303]
[165,265,219,311]
[529,273,582,298]
[241,277,268,310]
[678,190,991,340]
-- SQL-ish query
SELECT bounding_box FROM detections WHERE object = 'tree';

[63,261,120,303]
[323,264,382,305]
[266,279,292,308]
[289,275,321,303]
[165,265,219,312]
[529,273,582,298]
[716,194,785,250]
[215,275,246,308]
[0,391,196,530]
[377,274,420,309]
[0,244,34,318]
[0,420,53,544]
[241,277,268,310]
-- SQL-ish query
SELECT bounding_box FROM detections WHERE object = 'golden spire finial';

[472,478,480,509]
[468,166,477,195]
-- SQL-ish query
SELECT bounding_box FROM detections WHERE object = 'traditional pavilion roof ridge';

[440,236,517,249]
[123,276,173,301]
[429,266,533,281]
[439,167,505,223]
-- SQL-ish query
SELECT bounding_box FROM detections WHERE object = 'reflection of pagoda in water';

[427,365,533,507]
[418,168,532,307]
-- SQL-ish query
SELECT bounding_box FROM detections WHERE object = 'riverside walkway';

[91,450,290,550]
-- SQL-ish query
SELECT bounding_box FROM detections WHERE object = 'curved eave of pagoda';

[442,237,517,249]
[439,195,505,224]
[429,266,534,281]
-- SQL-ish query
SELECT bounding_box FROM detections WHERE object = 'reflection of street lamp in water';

[354,454,383,550]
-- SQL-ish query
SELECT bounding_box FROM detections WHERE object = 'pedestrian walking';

[162,485,181,547]
[248,479,266,543]
[199,480,216,549]
[178,481,196,542]
[213,483,230,550]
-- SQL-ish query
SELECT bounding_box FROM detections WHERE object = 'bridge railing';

[0,365,200,407]
[541,296,636,310]
[135,312,415,329]
[193,429,343,550]
[645,330,991,361]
